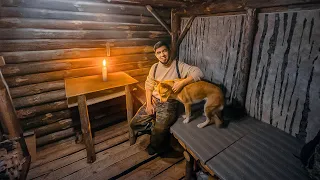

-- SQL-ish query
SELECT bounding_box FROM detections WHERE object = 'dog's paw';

[183,118,190,124]
[181,114,187,118]
[197,123,206,128]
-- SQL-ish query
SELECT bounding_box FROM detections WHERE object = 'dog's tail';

[222,101,246,121]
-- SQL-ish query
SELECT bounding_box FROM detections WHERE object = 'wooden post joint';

[146,5,172,35]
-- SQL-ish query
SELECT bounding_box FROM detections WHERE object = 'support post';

[170,9,181,60]
[146,5,172,35]
[184,150,195,180]
[240,8,257,106]
[177,16,195,47]
[125,85,135,145]
[77,95,96,163]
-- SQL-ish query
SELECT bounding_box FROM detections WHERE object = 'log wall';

[245,9,320,142]
[179,14,247,105]
[0,0,169,147]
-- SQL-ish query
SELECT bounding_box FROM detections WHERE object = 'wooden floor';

[27,121,186,180]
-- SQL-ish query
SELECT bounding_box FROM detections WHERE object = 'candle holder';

[102,59,107,81]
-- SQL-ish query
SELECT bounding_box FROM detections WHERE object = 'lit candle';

[102,59,107,81]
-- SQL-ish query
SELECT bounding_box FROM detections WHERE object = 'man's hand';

[146,103,155,115]
[172,80,186,93]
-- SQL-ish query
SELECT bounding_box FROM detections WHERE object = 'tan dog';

[156,80,224,128]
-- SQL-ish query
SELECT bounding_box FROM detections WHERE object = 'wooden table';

[65,72,138,163]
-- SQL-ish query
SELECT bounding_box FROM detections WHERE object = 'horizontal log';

[36,111,126,147]
[21,109,71,130]
[34,105,127,137]
[34,118,73,137]
[89,0,189,8]
[2,54,155,76]
[5,61,155,87]
[1,48,105,64]
[12,89,66,109]
[176,0,320,16]
[0,18,166,31]
[36,127,76,147]
[16,100,68,119]
[9,80,65,98]
[0,39,169,52]
[0,7,168,24]
[1,0,170,18]
[21,96,125,130]
[125,67,150,77]
[1,46,154,64]
[0,28,169,40]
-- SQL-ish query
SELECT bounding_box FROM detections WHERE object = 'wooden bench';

[170,114,310,180]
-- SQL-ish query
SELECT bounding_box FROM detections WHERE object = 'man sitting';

[130,41,204,155]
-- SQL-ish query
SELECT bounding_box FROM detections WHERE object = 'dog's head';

[155,80,175,103]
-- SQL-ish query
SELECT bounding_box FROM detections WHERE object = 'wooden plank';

[13,89,66,109]
[0,18,166,31]
[77,95,96,163]
[111,46,154,56]
[28,132,130,179]
[152,160,186,180]
[0,7,165,24]
[2,55,155,76]
[16,100,68,119]
[32,121,128,169]
[0,0,171,17]
[0,28,169,40]
[0,39,168,52]
[118,152,184,180]
[42,135,150,180]
[34,118,73,137]
[177,16,195,47]
[9,80,64,98]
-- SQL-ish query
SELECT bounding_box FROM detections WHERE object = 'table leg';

[125,85,135,145]
[77,95,96,163]
[184,150,195,180]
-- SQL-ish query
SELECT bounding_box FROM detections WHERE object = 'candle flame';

[103,59,106,66]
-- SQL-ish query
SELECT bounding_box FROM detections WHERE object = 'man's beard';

[159,57,172,66]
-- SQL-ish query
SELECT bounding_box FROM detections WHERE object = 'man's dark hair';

[153,41,170,52]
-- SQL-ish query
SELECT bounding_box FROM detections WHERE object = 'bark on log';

[0,29,169,40]
[1,46,154,64]
[16,100,68,119]
[21,109,71,130]
[34,118,73,137]
[0,39,169,52]
[5,61,155,87]
[77,95,96,163]
[0,7,168,24]
[0,18,166,31]
[36,127,75,147]
[240,8,257,107]
[0,0,171,18]
[9,80,64,98]
[12,89,66,109]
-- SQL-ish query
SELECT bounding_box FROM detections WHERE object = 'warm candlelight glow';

[102,59,107,81]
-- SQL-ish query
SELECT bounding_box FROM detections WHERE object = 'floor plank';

[152,160,186,180]
[31,121,128,169]
[118,151,184,180]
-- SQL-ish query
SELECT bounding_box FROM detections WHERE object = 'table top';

[65,72,138,98]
